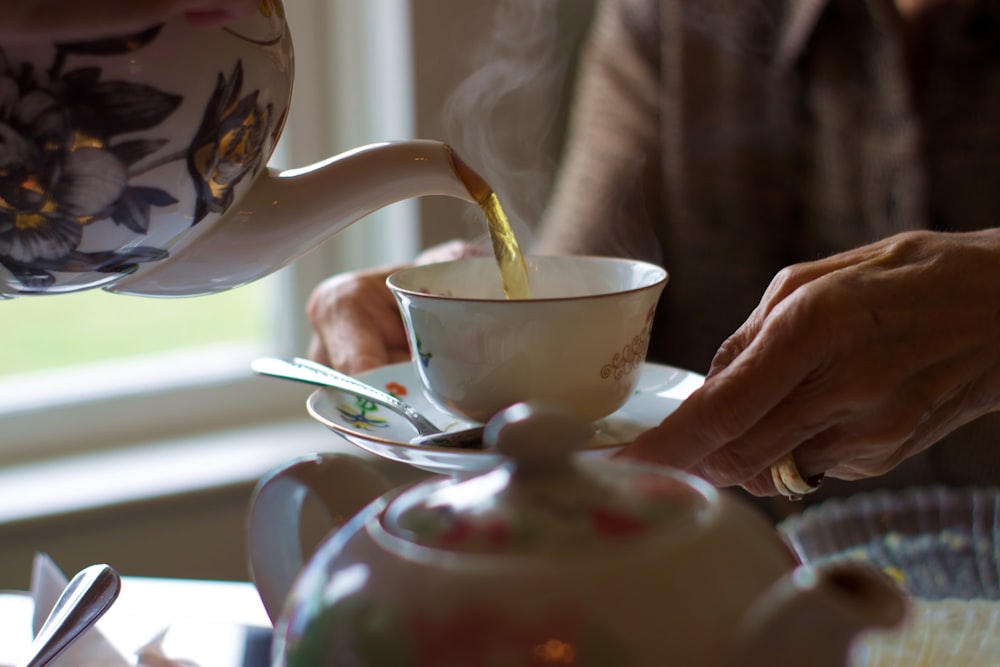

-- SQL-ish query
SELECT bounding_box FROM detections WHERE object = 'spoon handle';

[252,357,442,436]
[20,564,121,667]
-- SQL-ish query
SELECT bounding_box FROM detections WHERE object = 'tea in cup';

[386,255,668,423]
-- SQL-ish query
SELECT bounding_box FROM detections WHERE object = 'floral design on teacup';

[0,25,281,291]
[415,335,433,368]
[600,322,652,381]
[385,380,409,397]
[600,305,656,381]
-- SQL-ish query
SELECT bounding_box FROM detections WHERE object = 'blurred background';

[0,0,595,588]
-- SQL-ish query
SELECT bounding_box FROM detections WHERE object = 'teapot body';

[251,406,906,667]
[1,4,483,299]
[0,5,292,296]
[268,462,795,667]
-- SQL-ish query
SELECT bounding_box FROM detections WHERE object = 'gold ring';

[770,452,824,501]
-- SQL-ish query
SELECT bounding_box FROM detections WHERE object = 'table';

[0,577,272,667]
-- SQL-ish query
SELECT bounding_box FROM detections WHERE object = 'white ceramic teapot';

[0,3,479,297]
[247,402,907,667]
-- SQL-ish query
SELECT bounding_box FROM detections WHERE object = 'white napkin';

[29,553,197,667]
[134,630,200,667]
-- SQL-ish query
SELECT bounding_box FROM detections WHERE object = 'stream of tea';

[446,147,531,299]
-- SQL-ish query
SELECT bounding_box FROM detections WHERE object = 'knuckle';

[417,240,486,264]
[844,452,901,479]
[697,401,749,446]
[792,281,850,327]
[711,334,748,371]
[880,230,930,260]
[861,423,909,454]
[304,290,326,324]
[769,264,804,293]
[843,377,890,408]
[306,274,366,321]
[865,459,899,477]
[699,447,757,487]
[867,400,927,445]
[742,474,776,497]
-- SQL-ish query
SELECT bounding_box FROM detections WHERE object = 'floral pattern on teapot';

[390,466,702,555]
[288,594,633,667]
[187,60,276,224]
[0,15,285,291]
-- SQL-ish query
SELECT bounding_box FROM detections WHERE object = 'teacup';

[386,255,668,423]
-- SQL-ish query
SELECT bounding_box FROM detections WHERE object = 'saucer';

[307,361,704,475]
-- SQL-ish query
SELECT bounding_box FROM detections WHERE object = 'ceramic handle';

[726,562,906,667]
[246,453,393,623]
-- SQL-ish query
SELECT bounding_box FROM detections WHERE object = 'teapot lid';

[381,402,711,555]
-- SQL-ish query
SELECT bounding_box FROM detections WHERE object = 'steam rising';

[442,0,593,242]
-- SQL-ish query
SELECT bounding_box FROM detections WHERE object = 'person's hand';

[619,229,1000,495]
[1,0,259,45]
[306,240,488,374]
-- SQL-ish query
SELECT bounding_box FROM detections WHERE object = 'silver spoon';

[20,564,122,667]
[251,357,486,450]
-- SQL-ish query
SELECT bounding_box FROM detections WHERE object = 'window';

[0,0,420,464]
[0,0,593,469]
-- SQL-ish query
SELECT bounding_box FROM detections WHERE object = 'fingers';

[2,0,258,43]
[625,294,825,471]
[183,0,261,25]
[325,307,399,373]
[183,9,251,28]
[639,359,912,492]
[310,330,395,375]
[307,335,332,369]
[308,333,409,375]
[305,267,409,374]
[629,233,1000,495]
[304,241,488,376]
[706,329,752,379]
[689,354,982,495]
[708,248,891,379]
[739,469,780,497]
[415,239,489,264]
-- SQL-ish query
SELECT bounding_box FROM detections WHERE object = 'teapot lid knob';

[484,402,592,470]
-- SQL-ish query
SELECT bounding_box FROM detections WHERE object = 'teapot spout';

[726,562,907,667]
[107,140,479,297]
